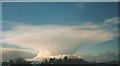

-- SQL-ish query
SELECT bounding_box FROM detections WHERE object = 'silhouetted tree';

[2,61,8,66]
[41,55,89,64]
[8,59,14,64]
[14,57,25,63]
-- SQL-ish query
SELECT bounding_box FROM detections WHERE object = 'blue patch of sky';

[2,2,118,26]
[0,3,2,31]
[2,43,35,50]
[1,0,120,2]
[2,43,23,49]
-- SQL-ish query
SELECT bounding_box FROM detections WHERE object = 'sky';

[1,2,119,62]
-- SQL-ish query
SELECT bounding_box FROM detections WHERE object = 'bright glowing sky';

[1,2,119,61]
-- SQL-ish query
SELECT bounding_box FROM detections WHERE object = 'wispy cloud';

[75,3,86,11]
[104,17,119,24]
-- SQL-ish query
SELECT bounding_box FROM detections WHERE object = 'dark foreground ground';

[10,64,119,66]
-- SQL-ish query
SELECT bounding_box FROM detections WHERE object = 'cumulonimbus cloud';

[2,25,115,54]
[2,17,118,60]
